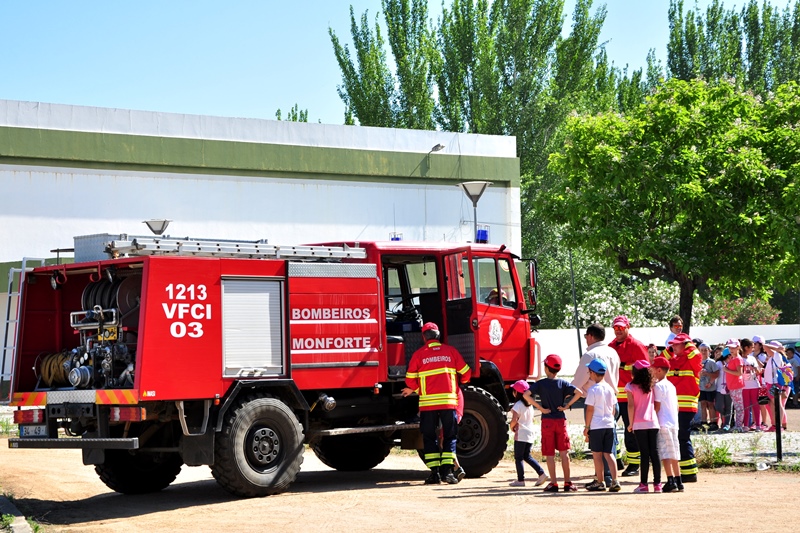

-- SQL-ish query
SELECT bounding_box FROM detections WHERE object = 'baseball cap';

[652,356,671,369]
[721,347,730,357]
[511,380,530,393]
[752,335,765,344]
[766,340,784,350]
[669,333,692,345]
[587,359,607,374]
[421,322,439,333]
[544,354,562,371]
[725,338,740,348]
[633,359,651,370]
[612,315,630,328]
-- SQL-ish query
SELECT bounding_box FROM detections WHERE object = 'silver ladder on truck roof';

[105,235,367,260]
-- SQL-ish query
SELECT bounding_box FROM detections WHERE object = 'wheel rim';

[456,410,489,458]
[246,425,281,471]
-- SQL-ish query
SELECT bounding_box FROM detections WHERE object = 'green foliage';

[546,77,798,327]
[708,296,781,325]
[274,104,309,122]
[694,435,733,468]
[329,6,398,127]
[559,278,716,328]
[668,0,800,95]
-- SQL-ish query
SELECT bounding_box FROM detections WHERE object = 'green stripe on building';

[0,126,519,186]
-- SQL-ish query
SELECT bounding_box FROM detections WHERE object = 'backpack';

[775,355,795,391]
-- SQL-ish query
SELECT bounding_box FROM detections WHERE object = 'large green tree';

[546,78,799,330]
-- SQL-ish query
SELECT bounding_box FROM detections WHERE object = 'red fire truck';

[5,233,540,497]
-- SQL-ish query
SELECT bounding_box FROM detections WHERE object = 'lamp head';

[143,219,171,235]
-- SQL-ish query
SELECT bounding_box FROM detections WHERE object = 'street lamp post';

[458,181,492,242]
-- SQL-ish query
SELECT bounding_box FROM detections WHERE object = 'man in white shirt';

[571,322,621,485]
[572,323,621,395]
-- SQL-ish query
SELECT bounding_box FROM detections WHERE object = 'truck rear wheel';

[212,394,304,497]
[310,434,393,471]
[95,449,183,494]
[457,386,507,478]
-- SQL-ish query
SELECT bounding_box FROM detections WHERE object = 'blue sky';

[0,0,793,125]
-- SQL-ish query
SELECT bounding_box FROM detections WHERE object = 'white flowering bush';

[560,278,718,328]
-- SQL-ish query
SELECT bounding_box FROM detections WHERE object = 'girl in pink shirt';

[625,360,661,493]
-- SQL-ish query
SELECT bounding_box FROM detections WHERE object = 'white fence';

[536,324,800,378]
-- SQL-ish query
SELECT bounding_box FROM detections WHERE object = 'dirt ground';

[1,435,799,533]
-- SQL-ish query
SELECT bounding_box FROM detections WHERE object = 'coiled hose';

[38,351,71,387]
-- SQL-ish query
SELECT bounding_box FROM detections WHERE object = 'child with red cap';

[508,380,548,487]
[652,356,683,492]
[523,354,582,492]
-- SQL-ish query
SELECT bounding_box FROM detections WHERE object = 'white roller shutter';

[221,279,284,377]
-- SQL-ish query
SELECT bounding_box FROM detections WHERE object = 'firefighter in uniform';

[402,322,471,485]
[608,315,648,477]
[663,332,701,482]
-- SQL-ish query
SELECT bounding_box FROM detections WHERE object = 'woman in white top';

[752,335,770,429]
[762,340,790,431]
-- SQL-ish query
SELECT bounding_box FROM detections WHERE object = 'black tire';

[211,394,304,497]
[311,434,393,471]
[95,449,183,495]
[456,386,508,478]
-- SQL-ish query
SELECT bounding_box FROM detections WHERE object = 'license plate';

[20,425,48,437]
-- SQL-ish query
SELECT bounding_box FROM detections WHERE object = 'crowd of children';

[696,337,796,433]
[510,351,688,494]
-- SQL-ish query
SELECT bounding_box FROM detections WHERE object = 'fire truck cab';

[5,234,539,497]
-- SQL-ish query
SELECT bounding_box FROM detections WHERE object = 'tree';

[667,0,800,95]
[329,6,398,127]
[275,104,309,122]
[546,78,791,331]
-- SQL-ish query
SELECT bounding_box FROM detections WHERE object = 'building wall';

[0,100,521,262]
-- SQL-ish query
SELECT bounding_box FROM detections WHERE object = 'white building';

[0,99,521,390]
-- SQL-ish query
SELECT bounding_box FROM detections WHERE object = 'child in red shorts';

[523,354,582,492]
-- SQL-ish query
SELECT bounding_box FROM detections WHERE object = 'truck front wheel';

[310,434,393,471]
[457,386,508,478]
[212,394,304,497]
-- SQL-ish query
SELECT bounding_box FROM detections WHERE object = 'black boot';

[621,464,639,477]
[441,464,459,484]
[424,467,441,485]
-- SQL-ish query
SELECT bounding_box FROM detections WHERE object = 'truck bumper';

[8,437,140,449]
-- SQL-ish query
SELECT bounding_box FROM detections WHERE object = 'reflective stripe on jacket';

[406,341,470,411]
[664,344,701,413]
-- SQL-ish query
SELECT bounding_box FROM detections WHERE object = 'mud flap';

[180,432,215,466]
[83,448,105,465]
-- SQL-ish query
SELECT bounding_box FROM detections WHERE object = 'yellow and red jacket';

[664,342,701,412]
[406,340,470,411]
[610,334,649,402]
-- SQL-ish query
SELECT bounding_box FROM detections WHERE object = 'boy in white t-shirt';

[652,356,683,493]
[583,359,620,492]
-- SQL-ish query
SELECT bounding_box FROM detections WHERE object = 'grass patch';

[0,418,14,437]
[694,435,733,468]
[1,514,15,532]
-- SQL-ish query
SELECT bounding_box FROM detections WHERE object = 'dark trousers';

[677,410,698,477]
[514,441,544,480]
[633,428,661,484]
[420,409,458,469]
[618,402,640,466]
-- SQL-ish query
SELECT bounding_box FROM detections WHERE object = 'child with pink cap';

[508,380,548,487]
